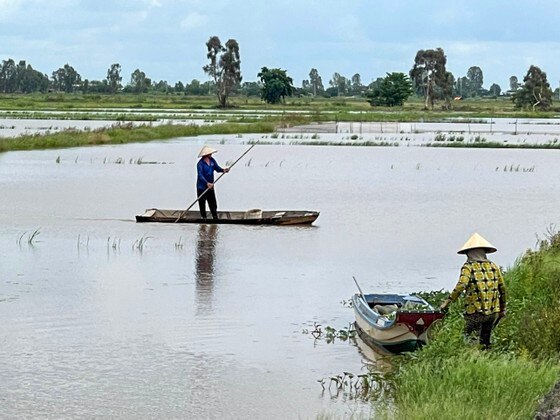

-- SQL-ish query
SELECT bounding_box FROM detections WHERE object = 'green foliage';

[392,352,558,420]
[409,47,450,109]
[385,232,560,418]
[52,64,81,93]
[257,67,295,104]
[106,63,122,94]
[203,36,242,108]
[513,65,553,111]
[366,73,412,107]
[466,66,484,96]
[493,233,560,359]
[0,122,274,153]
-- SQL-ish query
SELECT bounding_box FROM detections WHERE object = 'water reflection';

[195,224,218,314]
[352,334,393,373]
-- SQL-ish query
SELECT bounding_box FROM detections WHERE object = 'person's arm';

[197,160,211,187]
[495,264,507,316]
[440,264,471,310]
[212,157,225,173]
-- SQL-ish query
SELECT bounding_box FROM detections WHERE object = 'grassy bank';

[0,122,274,152]
[380,233,560,419]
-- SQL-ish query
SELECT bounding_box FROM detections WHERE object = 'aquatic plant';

[17,228,41,247]
[132,235,151,252]
[27,228,41,245]
[302,322,356,344]
[105,236,121,251]
[76,234,90,250]
[318,369,394,403]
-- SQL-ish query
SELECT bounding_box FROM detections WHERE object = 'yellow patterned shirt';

[449,260,506,315]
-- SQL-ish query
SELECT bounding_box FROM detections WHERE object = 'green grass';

[0,92,559,119]
[1,92,560,153]
[390,352,557,420]
[380,232,560,419]
[0,121,274,152]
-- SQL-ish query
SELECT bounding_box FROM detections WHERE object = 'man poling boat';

[195,145,230,220]
[174,143,257,223]
[135,141,320,225]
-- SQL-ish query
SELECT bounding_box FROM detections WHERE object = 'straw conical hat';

[198,145,217,157]
[457,233,497,254]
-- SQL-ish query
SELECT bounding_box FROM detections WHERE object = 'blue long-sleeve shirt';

[197,157,224,190]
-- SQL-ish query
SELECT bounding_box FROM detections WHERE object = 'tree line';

[0,38,556,111]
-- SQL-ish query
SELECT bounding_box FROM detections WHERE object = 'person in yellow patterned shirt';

[440,233,506,349]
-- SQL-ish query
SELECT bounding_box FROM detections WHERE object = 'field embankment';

[380,233,560,419]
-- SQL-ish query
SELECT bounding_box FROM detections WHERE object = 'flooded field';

[1,136,560,418]
[0,117,215,138]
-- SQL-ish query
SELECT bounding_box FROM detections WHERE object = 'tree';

[365,72,412,107]
[466,66,483,96]
[129,69,151,94]
[174,81,185,93]
[308,68,324,96]
[409,48,448,109]
[257,67,294,104]
[329,72,348,96]
[154,80,171,93]
[351,73,363,96]
[240,81,261,97]
[51,64,81,93]
[185,79,201,95]
[513,65,553,111]
[439,71,455,109]
[509,76,520,92]
[0,59,17,93]
[106,63,122,93]
[19,64,49,93]
[455,76,470,98]
[202,36,242,108]
[488,83,501,97]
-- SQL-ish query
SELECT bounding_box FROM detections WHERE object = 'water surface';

[1,138,559,418]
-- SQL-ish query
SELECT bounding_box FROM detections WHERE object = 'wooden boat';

[135,208,320,225]
[352,293,444,354]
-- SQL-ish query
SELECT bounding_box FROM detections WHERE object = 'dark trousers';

[464,312,499,349]
[197,188,218,220]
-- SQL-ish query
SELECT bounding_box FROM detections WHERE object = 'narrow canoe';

[352,293,444,354]
[135,208,320,225]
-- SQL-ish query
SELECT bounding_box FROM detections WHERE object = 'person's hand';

[224,167,230,173]
[207,182,214,189]
[439,298,452,312]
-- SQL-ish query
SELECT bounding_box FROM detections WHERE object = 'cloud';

[180,12,208,30]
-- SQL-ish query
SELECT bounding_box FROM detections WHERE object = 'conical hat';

[457,233,497,254]
[198,145,217,157]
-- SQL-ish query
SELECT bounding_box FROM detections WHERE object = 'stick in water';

[175,142,258,222]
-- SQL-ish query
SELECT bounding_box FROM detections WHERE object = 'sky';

[1,0,559,91]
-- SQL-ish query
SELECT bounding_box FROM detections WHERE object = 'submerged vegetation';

[376,231,560,419]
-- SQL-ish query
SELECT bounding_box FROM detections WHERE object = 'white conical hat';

[198,145,217,157]
[457,233,497,254]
